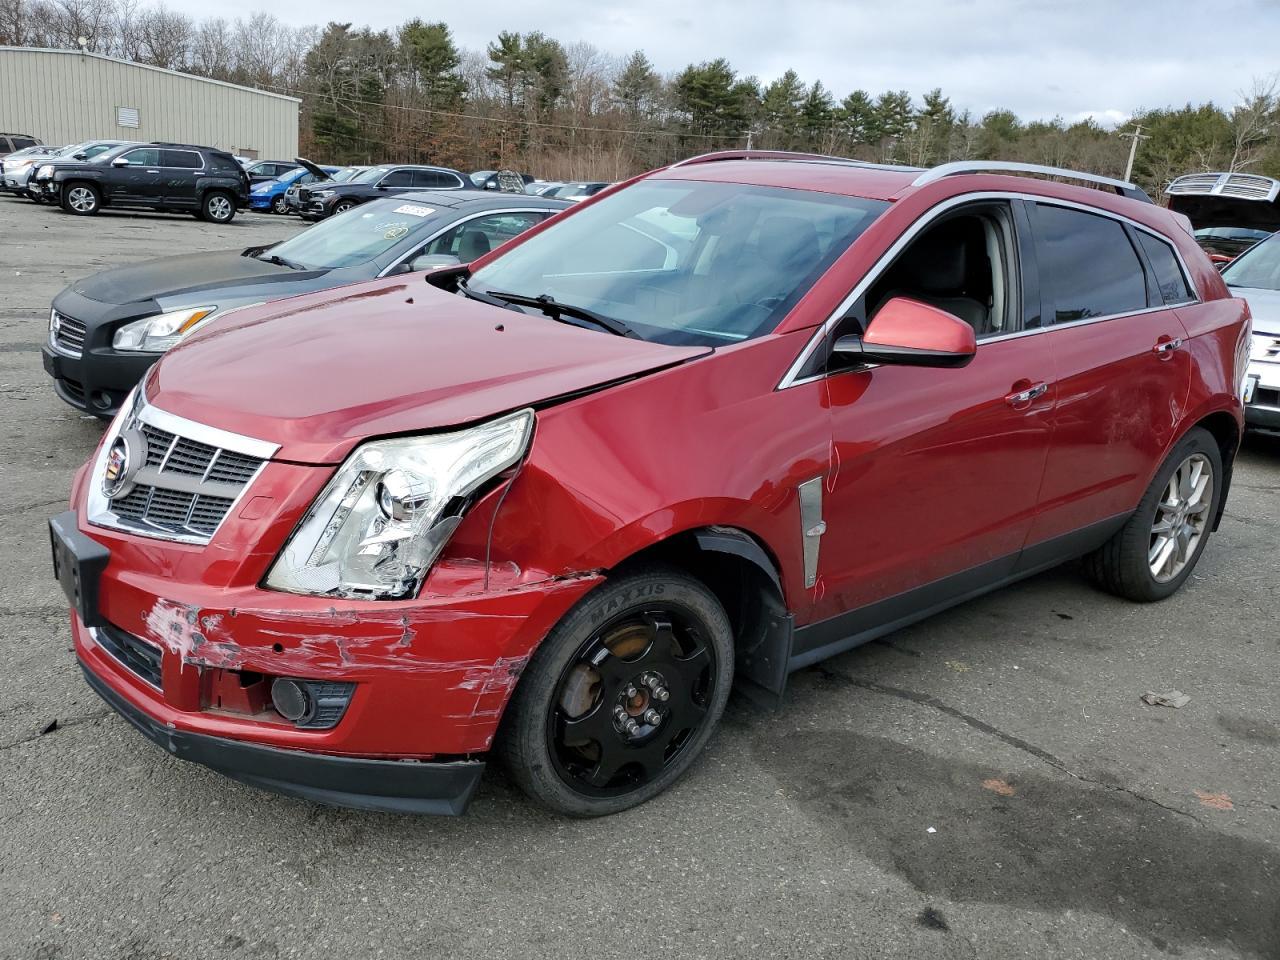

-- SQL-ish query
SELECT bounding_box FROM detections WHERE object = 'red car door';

[1021,202,1191,550]
[800,199,1054,645]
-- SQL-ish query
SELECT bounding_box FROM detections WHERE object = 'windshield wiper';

[457,280,517,310]
[264,254,306,270]
[484,290,638,338]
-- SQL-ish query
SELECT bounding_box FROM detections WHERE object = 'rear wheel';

[201,190,235,223]
[1083,426,1222,601]
[501,566,733,817]
[61,182,99,215]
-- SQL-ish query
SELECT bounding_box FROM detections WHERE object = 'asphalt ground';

[0,192,1277,960]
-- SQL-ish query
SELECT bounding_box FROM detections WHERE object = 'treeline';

[4,0,1280,193]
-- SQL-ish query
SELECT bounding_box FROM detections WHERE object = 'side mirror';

[833,297,976,368]
[408,253,461,272]
[112,156,129,167]
[484,182,497,191]
[73,152,88,160]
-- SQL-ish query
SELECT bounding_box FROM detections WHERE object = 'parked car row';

[44,151,1253,821]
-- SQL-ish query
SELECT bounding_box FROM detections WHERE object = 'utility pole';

[1120,124,1150,183]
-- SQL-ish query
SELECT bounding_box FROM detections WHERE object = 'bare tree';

[1228,76,1278,171]
[190,16,233,78]
[138,3,190,68]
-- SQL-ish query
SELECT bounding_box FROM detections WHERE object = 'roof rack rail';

[912,161,1152,203]
[673,149,923,174]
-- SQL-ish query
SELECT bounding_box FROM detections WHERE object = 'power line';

[258,80,742,142]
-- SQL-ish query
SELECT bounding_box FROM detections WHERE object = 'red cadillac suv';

[50,152,1250,817]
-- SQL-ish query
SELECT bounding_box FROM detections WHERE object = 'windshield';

[265,199,440,270]
[468,179,888,346]
[1222,233,1280,290]
[470,170,496,186]
[277,167,308,184]
[332,167,362,182]
[350,166,391,184]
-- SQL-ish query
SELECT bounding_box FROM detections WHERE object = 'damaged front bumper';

[80,660,486,814]
[53,502,602,814]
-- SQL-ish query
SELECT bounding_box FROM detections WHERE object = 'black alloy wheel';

[501,567,733,816]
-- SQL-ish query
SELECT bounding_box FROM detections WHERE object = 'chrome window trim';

[85,390,279,545]
[777,191,1201,390]
[912,161,1142,198]
[161,149,204,172]
[377,207,551,277]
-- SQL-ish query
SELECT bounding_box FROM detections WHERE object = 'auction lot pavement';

[0,194,1277,960]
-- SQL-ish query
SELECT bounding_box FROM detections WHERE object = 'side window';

[1032,204,1148,323]
[1135,231,1194,305]
[421,212,544,260]
[161,150,201,169]
[13,137,37,150]
[120,148,161,166]
[209,155,239,174]
[413,170,461,188]
[862,203,1018,339]
[380,169,414,187]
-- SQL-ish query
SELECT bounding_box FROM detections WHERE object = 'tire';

[500,565,734,817]
[270,195,287,215]
[60,182,100,215]
[332,199,356,215]
[1083,426,1223,602]
[201,190,236,223]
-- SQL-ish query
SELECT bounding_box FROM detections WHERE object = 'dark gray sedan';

[42,191,569,415]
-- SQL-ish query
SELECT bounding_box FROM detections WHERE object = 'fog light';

[271,678,312,722]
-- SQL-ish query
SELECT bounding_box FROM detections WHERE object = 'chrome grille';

[1166,172,1280,202]
[50,308,87,356]
[89,395,277,545]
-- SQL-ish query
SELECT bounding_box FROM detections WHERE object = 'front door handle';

[145,169,160,174]
[1006,381,1049,406]
[1154,336,1184,358]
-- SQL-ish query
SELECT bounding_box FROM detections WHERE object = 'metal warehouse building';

[0,47,298,159]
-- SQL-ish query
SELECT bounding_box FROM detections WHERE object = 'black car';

[42,191,569,414]
[33,142,251,222]
[469,169,536,192]
[299,164,471,220]
[20,140,138,201]
[243,159,302,183]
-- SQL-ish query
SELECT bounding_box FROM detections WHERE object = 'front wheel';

[270,195,287,215]
[61,182,100,215]
[500,566,734,817]
[332,199,356,215]
[1083,426,1223,602]
[201,191,236,223]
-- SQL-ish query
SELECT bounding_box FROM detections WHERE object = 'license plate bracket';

[49,511,109,628]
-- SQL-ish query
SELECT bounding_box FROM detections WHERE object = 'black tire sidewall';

[500,566,735,817]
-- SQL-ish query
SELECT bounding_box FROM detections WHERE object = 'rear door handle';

[145,169,160,174]
[1006,381,1049,406]
[1154,337,1184,357]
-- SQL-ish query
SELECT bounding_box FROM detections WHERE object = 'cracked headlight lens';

[265,409,534,599]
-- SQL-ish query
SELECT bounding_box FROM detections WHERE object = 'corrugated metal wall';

[0,47,299,158]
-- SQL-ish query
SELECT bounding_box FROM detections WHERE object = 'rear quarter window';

[1032,204,1149,323]
[1135,231,1194,305]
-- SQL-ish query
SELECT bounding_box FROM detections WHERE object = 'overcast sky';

[171,0,1279,125]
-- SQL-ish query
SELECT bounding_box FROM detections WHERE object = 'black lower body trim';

[79,661,485,815]
[789,512,1131,671]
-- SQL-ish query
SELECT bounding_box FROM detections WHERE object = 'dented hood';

[147,276,711,464]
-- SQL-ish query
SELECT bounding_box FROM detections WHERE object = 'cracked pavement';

[1,196,1278,960]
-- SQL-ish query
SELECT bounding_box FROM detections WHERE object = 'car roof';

[652,158,920,202]
[381,190,572,211]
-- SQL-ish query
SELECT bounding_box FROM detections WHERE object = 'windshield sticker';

[392,204,434,218]
[382,223,410,240]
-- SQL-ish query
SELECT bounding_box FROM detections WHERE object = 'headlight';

[312,189,335,199]
[252,184,270,195]
[37,164,53,178]
[112,306,217,352]
[265,409,534,599]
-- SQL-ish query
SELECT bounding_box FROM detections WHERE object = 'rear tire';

[500,565,733,817]
[201,190,236,223]
[1083,426,1222,602]
[61,182,100,215]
